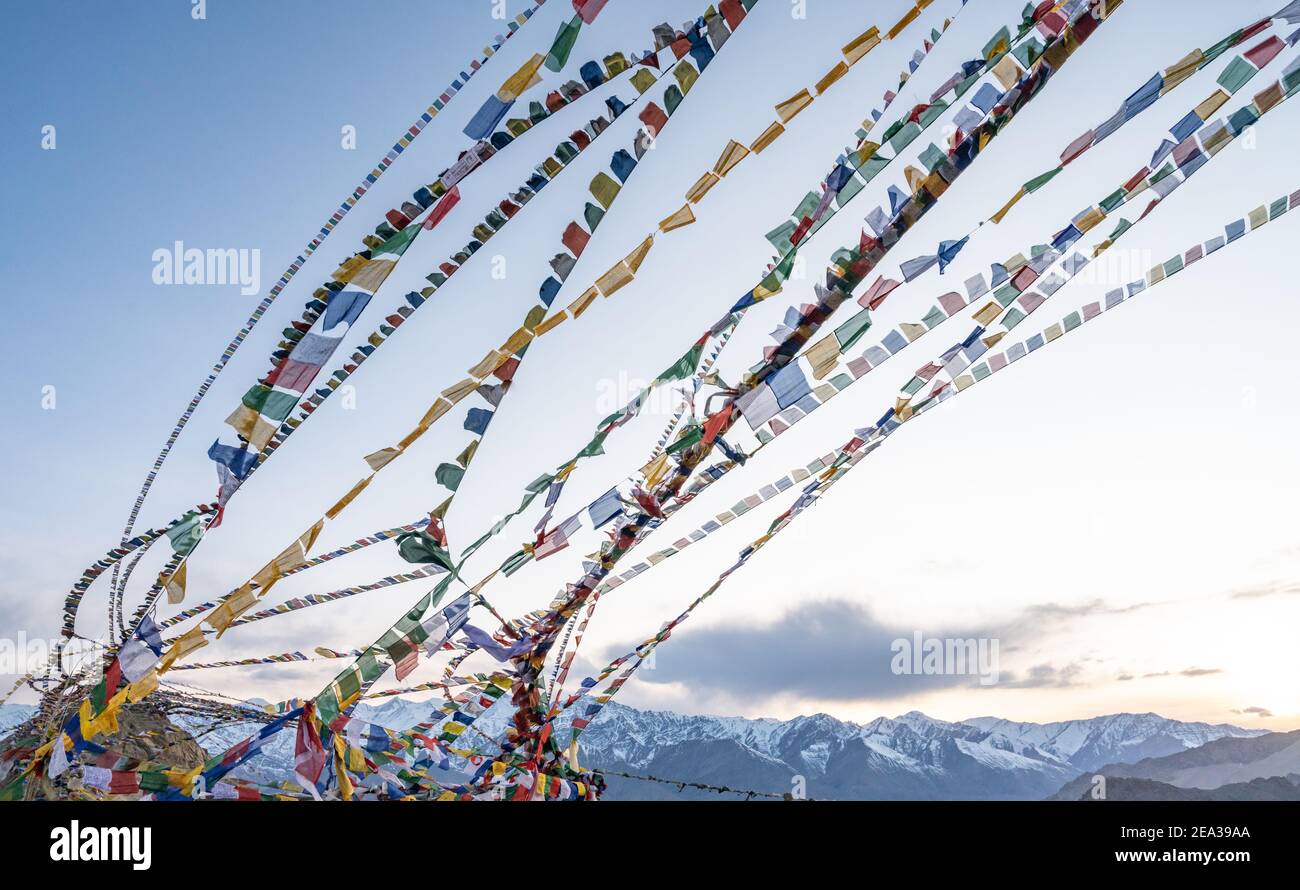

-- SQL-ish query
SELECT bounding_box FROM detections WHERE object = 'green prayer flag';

[502,548,534,576]
[665,426,703,454]
[435,462,465,491]
[833,310,873,352]
[1023,167,1062,194]
[545,15,582,72]
[396,530,456,570]
[166,511,204,557]
[653,340,705,386]
[1217,56,1255,94]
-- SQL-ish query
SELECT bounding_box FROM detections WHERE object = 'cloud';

[999,662,1085,689]
[1228,580,1300,600]
[622,597,1107,704]
[1232,705,1274,718]
[1139,666,1223,679]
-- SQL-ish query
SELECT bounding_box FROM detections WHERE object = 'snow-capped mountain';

[514,704,1267,800]
[0,703,36,737]
[962,712,1262,773]
[0,701,1268,799]
[470,703,1267,800]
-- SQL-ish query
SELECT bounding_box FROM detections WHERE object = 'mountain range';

[3,700,1288,800]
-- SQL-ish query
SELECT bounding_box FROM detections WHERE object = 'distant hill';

[1049,729,1300,800]
[1051,774,1300,801]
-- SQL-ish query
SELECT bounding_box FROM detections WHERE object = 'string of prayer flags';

[745,4,1048,312]
[395,6,755,553]
[59,502,217,642]
[256,42,713,491]
[224,223,421,460]
[992,7,1296,223]
[113,2,549,577]
[785,73,1298,450]
[242,47,677,485]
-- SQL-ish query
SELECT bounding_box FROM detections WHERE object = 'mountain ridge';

[0,701,1274,800]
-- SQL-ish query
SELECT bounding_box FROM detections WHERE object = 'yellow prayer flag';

[500,326,534,356]
[327,474,374,519]
[158,626,208,673]
[1193,89,1229,121]
[641,453,670,489]
[595,262,635,297]
[534,312,567,337]
[712,140,750,177]
[567,286,599,318]
[87,688,130,739]
[775,88,813,123]
[804,336,840,380]
[623,235,654,274]
[499,53,545,99]
[842,26,881,65]
[468,350,504,380]
[659,204,696,232]
[887,6,921,40]
[1074,206,1105,234]
[127,670,158,703]
[972,301,1001,326]
[397,426,426,450]
[334,734,354,801]
[1160,49,1203,94]
[330,255,368,284]
[364,446,402,472]
[750,121,785,153]
[164,562,187,605]
[347,258,397,293]
[441,378,478,404]
[900,322,927,342]
[685,171,721,204]
[210,584,259,638]
[270,519,324,576]
[225,403,260,441]
[815,61,850,95]
[990,54,1022,90]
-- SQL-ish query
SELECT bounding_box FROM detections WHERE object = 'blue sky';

[2,0,1299,730]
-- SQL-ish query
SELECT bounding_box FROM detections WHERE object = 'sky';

[2,0,1298,734]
